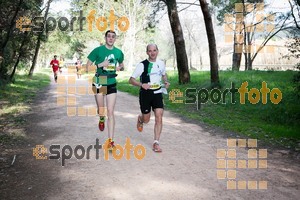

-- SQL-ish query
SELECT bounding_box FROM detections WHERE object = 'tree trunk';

[247,53,252,70]
[232,31,242,71]
[244,53,247,70]
[242,8,248,71]
[199,0,219,86]
[189,45,193,70]
[248,58,253,70]
[165,0,190,84]
[243,36,248,70]
[232,52,242,71]
[0,0,23,74]
[28,0,51,77]
[10,32,29,81]
[10,55,21,81]
[172,53,176,71]
[1,0,23,54]
[246,32,252,70]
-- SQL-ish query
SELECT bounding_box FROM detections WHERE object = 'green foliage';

[211,0,241,25]
[283,36,300,97]
[0,0,43,82]
[0,70,50,107]
[211,0,265,24]
[0,69,50,143]
[70,40,86,58]
[292,64,300,98]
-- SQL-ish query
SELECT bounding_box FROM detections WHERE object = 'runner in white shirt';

[129,44,170,152]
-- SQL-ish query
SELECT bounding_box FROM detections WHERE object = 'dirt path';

[1,70,299,200]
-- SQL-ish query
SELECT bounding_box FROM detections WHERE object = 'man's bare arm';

[129,77,150,90]
[162,74,170,89]
[85,59,110,73]
[85,59,93,73]
[116,62,124,71]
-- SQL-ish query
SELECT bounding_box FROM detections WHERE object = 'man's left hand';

[164,81,170,89]
[116,66,124,71]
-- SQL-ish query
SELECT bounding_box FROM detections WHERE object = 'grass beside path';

[0,69,50,144]
[117,70,300,151]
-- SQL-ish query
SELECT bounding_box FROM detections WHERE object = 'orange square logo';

[259,181,268,189]
[227,180,236,189]
[67,107,76,116]
[217,170,226,179]
[227,139,236,148]
[227,160,236,169]
[217,159,226,169]
[248,181,257,190]
[68,76,76,85]
[238,139,246,147]
[238,181,247,189]
[217,149,226,158]
[88,107,97,116]
[78,107,87,116]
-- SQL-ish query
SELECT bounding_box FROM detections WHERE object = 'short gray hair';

[146,44,158,51]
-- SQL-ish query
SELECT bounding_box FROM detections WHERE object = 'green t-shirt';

[87,45,124,85]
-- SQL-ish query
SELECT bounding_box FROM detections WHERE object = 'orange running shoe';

[107,138,115,151]
[137,116,143,132]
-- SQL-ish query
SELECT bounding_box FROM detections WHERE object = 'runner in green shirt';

[86,30,124,150]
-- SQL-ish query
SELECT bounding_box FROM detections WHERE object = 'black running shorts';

[139,90,164,114]
[92,83,117,95]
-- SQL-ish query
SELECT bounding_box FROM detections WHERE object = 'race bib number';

[106,65,115,71]
[150,84,160,89]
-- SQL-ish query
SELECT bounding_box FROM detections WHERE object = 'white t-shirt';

[131,59,166,93]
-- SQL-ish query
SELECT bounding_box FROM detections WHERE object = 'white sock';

[153,140,159,145]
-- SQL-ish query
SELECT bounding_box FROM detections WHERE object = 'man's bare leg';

[95,93,105,115]
[137,113,150,132]
[152,108,163,152]
[106,93,117,139]
[139,113,151,124]
[153,108,163,141]
[54,71,58,83]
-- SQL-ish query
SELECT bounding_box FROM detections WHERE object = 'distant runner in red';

[50,55,60,83]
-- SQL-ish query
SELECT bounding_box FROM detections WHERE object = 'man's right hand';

[99,59,109,70]
[141,83,151,90]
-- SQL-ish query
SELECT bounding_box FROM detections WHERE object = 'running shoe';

[152,142,162,153]
[98,116,105,131]
[107,138,115,151]
[137,116,143,132]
